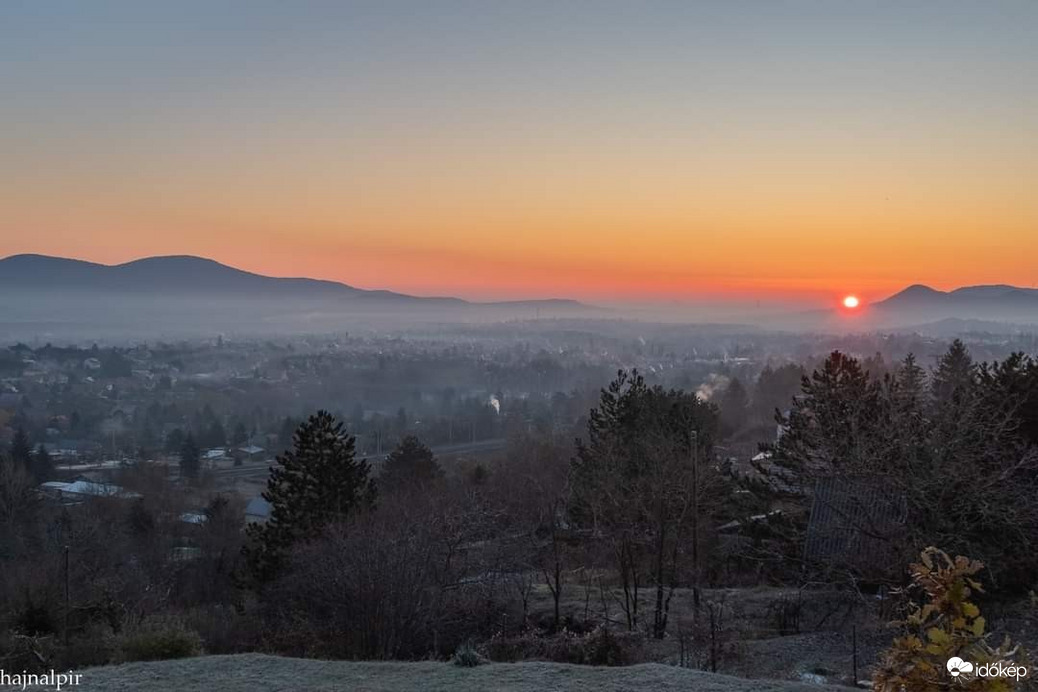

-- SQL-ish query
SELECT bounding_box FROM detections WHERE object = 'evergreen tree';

[718,377,749,438]
[931,338,975,408]
[180,433,201,479]
[751,363,804,425]
[277,416,299,451]
[757,351,889,487]
[0,452,39,544]
[976,352,1038,446]
[128,499,156,537]
[31,443,52,483]
[203,420,226,448]
[165,428,186,455]
[572,370,726,635]
[751,349,1038,590]
[231,422,249,446]
[244,410,375,584]
[895,352,926,408]
[380,435,442,492]
[10,427,31,470]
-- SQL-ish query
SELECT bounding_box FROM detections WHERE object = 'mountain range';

[0,254,598,341]
[2,253,1037,338]
[0,254,585,309]
[867,283,1038,327]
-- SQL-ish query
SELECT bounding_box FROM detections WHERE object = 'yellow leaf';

[972,616,985,637]
[901,635,922,650]
[927,627,950,644]
[962,602,980,618]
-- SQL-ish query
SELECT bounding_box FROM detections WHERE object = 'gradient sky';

[2,1,1036,304]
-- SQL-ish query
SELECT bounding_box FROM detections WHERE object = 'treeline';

[0,371,738,667]
[3,342,1036,671]
[752,340,1038,590]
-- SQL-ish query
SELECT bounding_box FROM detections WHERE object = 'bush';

[482,626,644,666]
[116,617,203,662]
[54,625,117,669]
[181,605,263,655]
[451,641,484,667]
[11,599,57,636]
[873,547,1029,691]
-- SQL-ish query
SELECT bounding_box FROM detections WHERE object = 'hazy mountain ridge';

[877,283,1038,307]
[0,254,584,308]
[0,253,600,341]
[867,283,1038,327]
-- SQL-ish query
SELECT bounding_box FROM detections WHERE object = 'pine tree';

[572,370,725,635]
[0,451,38,537]
[759,351,888,485]
[931,339,975,408]
[31,443,52,483]
[718,377,749,438]
[895,353,926,408]
[748,351,895,577]
[10,427,31,470]
[244,410,375,585]
[380,435,442,493]
[165,428,186,454]
[180,433,201,479]
[204,420,226,448]
[231,422,249,446]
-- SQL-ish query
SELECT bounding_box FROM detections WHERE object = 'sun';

[843,295,860,309]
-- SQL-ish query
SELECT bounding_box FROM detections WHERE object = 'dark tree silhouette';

[718,377,749,438]
[243,410,375,585]
[180,433,201,479]
[31,443,52,483]
[753,347,1038,591]
[572,370,725,637]
[380,435,442,493]
[10,427,31,470]
[931,338,975,408]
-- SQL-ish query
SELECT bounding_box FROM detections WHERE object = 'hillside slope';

[72,654,852,691]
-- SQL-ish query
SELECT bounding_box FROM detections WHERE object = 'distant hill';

[0,254,595,341]
[0,254,585,308]
[868,283,1038,327]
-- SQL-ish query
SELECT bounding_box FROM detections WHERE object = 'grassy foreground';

[61,653,852,691]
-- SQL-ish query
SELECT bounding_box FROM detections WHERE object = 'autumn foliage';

[874,547,1028,691]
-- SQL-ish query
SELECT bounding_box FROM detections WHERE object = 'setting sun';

[843,295,860,309]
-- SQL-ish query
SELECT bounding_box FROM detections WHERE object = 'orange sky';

[2,3,1037,305]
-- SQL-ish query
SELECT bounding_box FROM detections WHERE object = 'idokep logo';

[947,657,973,677]
[947,657,1028,682]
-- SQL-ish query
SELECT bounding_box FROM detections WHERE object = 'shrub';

[452,641,484,667]
[583,626,630,666]
[873,547,1028,691]
[12,599,57,636]
[482,626,644,666]
[116,617,203,662]
[53,625,117,669]
[181,605,263,655]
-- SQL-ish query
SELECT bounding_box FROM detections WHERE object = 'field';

[68,654,854,692]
